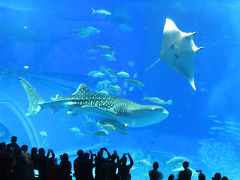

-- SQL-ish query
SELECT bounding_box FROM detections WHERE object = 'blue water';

[0,0,240,179]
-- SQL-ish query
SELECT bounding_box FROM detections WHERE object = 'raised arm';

[128,153,134,167]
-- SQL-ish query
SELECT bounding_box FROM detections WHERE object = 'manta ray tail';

[145,58,161,72]
[18,77,45,116]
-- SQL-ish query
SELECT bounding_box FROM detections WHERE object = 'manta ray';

[18,77,168,127]
[146,18,203,90]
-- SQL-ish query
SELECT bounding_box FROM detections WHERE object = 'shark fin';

[18,77,45,116]
[72,84,90,96]
[53,94,63,101]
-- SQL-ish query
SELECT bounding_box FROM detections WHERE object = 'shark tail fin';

[145,58,161,72]
[91,8,95,14]
[18,77,45,116]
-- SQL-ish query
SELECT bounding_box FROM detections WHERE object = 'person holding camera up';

[118,153,134,180]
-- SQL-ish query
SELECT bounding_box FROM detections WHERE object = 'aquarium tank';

[0,0,239,179]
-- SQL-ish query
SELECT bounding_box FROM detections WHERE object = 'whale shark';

[146,18,203,90]
[18,77,168,127]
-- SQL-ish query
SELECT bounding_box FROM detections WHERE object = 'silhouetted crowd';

[0,136,230,180]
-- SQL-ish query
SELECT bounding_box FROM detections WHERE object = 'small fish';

[224,121,237,126]
[118,24,133,31]
[143,95,173,105]
[102,124,116,131]
[124,79,144,87]
[70,127,81,132]
[226,126,240,131]
[102,53,116,61]
[91,8,112,15]
[128,61,135,67]
[88,70,99,76]
[210,126,224,130]
[208,115,218,118]
[92,72,105,78]
[123,82,128,88]
[133,73,138,78]
[76,26,100,38]
[117,71,130,78]
[97,90,109,94]
[100,66,117,76]
[129,86,134,92]
[111,78,118,83]
[212,120,222,124]
[90,130,108,137]
[75,132,85,138]
[93,44,113,51]
[108,85,122,94]
[39,131,48,137]
[97,80,111,89]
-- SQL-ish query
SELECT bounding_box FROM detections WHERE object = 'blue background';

[0,0,239,179]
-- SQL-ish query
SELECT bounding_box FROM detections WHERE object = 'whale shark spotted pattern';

[18,77,168,127]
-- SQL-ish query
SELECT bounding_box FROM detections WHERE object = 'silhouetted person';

[198,172,206,180]
[38,148,49,180]
[0,142,12,180]
[221,177,228,180]
[59,153,72,180]
[178,161,192,180]
[74,150,84,180]
[95,148,111,180]
[82,151,95,180]
[107,150,120,180]
[7,136,19,153]
[12,147,26,180]
[118,153,134,180]
[168,174,174,180]
[22,145,34,180]
[212,173,221,180]
[149,162,163,180]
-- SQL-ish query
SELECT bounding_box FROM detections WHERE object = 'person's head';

[213,173,221,180]
[153,162,159,170]
[61,153,69,162]
[168,174,174,180]
[221,176,228,180]
[31,147,37,155]
[39,148,45,156]
[21,145,28,153]
[77,150,83,157]
[199,173,206,180]
[11,136,17,143]
[97,149,103,158]
[182,161,189,169]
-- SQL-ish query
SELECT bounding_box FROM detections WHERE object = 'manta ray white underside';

[147,18,203,90]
